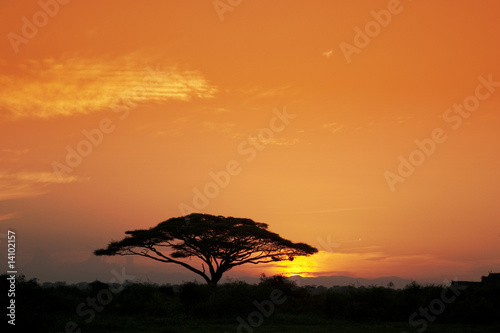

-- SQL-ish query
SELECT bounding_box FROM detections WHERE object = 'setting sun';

[278,256,319,278]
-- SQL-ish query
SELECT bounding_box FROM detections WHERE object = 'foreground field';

[8,274,499,332]
[53,316,500,333]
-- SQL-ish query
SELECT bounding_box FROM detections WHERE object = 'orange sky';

[1,0,499,284]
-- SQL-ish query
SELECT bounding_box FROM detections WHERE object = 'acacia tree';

[94,213,318,286]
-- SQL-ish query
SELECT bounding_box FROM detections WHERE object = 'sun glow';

[277,255,319,278]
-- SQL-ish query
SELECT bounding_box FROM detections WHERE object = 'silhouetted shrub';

[159,284,175,297]
[179,282,211,315]
[203,281,257,317]
[112,282,177,316]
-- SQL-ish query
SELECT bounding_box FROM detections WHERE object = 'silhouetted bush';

[159,284,175,297]
[179,281,211,315]
[112,282,179,316]
[203,281,258,317]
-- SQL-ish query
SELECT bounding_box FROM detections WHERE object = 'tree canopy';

[94,213,318,286]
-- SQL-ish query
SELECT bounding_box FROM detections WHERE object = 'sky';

[0,0,499,285]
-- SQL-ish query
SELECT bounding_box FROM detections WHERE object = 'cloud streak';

[322,122,344,134]
[288,207,381,214]
[0,212,17,222]
[322,49,333,58]
[0,56,218,119]
[0,171,86,201]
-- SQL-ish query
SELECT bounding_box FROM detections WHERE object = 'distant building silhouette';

[452,272,500,288]
[482,272,500,286]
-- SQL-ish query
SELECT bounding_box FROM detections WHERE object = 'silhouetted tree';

[94,213,318,286]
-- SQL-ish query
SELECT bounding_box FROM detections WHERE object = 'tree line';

[3,273,500,331]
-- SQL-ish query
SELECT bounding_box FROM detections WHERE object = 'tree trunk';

[208,271,223,288]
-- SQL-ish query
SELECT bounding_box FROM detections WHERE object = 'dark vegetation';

[3,274,500,332]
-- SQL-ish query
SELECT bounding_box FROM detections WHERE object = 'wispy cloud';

[288,206,380,214]
[138,117,238,138]
[0,56,217,119]
[246,136,299,146]
[322,49,333,58]
[0,171,86,201]
[0,212,17,222]
[236,85,293,106]
[2,148,30,156]
[0,148,31,164]
[200,121,236,134]
[322,122,344,134]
